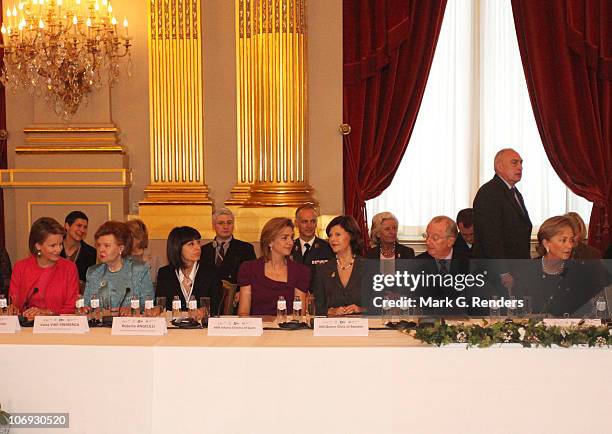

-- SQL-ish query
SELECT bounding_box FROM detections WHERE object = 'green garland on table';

[405,319,612,348]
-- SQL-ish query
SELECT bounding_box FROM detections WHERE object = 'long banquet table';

[1,321,611,434]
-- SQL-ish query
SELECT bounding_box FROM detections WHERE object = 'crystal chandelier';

[0,0,132,119]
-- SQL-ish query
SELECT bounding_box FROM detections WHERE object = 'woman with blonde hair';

[237,218,310,316]
[366,212,415,259]
[515,216,601,316]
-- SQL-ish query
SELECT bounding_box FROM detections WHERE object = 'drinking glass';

[200,297,211,325]
[306,294,316,319]
[489,295,501,320]
[522,296,532,316]
[156,296,167,318]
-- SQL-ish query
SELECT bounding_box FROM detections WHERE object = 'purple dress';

[237,258,311,315]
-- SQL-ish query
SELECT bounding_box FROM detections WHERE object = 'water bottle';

[144,298,154,315]
[130,296,140,317]
[0,294,8,315]
[90,292,101,321]
[292,296,302,322]
[276,296,287,324]
[595,296,607,320]
[172,296,182,320]
[75,296,85,315]
[188,295,198,319]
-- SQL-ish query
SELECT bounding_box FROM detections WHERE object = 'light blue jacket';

[84,258,154,309]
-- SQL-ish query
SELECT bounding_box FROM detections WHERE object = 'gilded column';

[229,0,316,207]
[141,0,211,205]
[138,0,213,239]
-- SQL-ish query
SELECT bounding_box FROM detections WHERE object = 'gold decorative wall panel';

[143,0,210,204]
[230,0,316,206]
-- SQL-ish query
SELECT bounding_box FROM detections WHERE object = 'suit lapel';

[292,240,303,262]
[498,176,530,224]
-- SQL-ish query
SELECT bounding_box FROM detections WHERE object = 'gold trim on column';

[231,0,316,207]
[143,0,211,205]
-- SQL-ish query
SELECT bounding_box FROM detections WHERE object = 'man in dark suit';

[473,148,533,291]
[201,208,256,284]
[291,205,334,278]
[416,216,469,315]
[60,210,97,289]
[454,208,474,256]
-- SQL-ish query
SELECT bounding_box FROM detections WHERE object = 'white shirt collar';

[498,174,515,190]
[176,263,199,303]
[300,237,316,255]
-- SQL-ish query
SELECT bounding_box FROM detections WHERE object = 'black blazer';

[453,233,473,257]
[290,237,334,266]
[365,242,415,259]
[514,259,603,317]
[473,174,533,260]
[312,257,367,315]
[415,249,470,315]
[61,240,97,284]
[155,262,222,315]
[201,238,256,284]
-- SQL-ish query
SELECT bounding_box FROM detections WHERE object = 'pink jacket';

[9,256,79,315]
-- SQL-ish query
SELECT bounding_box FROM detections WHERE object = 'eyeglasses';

[421,233,449,243]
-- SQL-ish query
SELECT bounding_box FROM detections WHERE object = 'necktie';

[303,243,311,263]
[511,187,528,216]
[438,259,448,275]
[215,242,225,266]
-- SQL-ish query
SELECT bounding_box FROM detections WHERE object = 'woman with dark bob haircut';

[7,217,79,319]
[312,215,367,316]
[84,221,154,311]
[155,226,222,314]
[237,217,310,316]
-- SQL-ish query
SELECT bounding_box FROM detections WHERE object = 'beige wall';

[2,0,343,260]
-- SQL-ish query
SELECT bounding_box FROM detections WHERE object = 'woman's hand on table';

[21,307,53,320]
[327,304,364,316]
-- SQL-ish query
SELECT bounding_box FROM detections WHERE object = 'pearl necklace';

[380,244,396,258]
[541,257,564,275]
[336,255,355,270]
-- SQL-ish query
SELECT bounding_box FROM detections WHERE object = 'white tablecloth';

[1,328,611,434]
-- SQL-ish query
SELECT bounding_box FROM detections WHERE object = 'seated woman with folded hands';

[237,218,310,316]
[8,217,79,320]
[312,215,366,316]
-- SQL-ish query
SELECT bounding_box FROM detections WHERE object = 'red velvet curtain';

[343,0,447,249]
[512,0,612,252]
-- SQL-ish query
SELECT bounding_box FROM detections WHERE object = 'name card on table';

[314,318,369,336]
[0,316,21,333]
[111,317,168,336]
[207,318,263,336]
[33,316,89,334]
[542,318,602,328]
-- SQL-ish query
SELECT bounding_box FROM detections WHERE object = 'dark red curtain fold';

[343,0,447,249]
[512,0,612,252]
